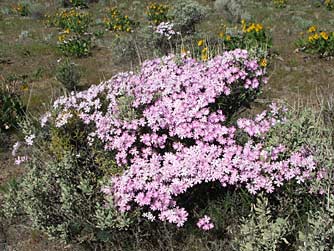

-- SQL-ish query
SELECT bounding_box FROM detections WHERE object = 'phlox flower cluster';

[15,155,28,165]
[25,134,35,146]
[155,22,179,40]
[39,49,317,228]
[197,215,214,231]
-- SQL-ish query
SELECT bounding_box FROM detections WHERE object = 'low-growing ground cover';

[0,0,334,250]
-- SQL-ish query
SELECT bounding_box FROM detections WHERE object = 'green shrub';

[297,195,334,251]
[58,33,92,57]
[63,0,89,8]
[273,0,287,8]
[0,78,25,133]
[48,8,91,34]
[169,0,208,33]
[56,59,81,92]
[263,102,334,192]
[110,26,166,64]
[193,21,271,63]
[12,2,30,16]
[232,195,290,251]
[214,0,251,22]
[110,34,139,64]
[146,2,170,25]
[324,0,334,10]
[1,117,132,244]
[103,7,138,33]
[296,25,334,57]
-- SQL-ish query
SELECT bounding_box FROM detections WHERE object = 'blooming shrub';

[195,25,270,64]
[146,3,169,25]
[197,215,214,231]
[273,0,287,8]
[12,2,30,16]
[155,22,179,40]
[47,8,91,34]
[46,8,97,57]
[296,25,334,57]
[215,20,272,56]
[28,49,320,229]
[57,31,92,57]
[324,0,334,10]
[63,0,89,8]
[104,8,137,33]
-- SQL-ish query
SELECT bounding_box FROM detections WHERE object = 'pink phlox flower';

[197,215,214,231]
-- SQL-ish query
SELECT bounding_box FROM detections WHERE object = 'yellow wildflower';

[241,19,246,32]
[320,31,329,40]
[201,47,208,61]
[197,39,204,47]
[21,84,29,91]
[255,23,263,32]
[58,34,65,42]
[308,25,317,33]
[260,58,267,67]
[308,33,320,42]
[226,35,231,41]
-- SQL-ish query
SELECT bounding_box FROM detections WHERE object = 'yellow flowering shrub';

[218,20,271,51]
[297,26,334,57]
[12,3,30,16]
[64,0,88,8]
[104,8,138,33]
[192,20,270,63]
[273,0,287,8]
[324,0,334,10]
[47,8,91,34]
[46,8,96,57]
[146,3,169,25]
[57,31,92,57]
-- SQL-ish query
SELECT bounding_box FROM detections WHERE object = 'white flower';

[25,134,35,146]
[12,141,21,156]
[15,155,28,165]
[155,22,179,40]
[41,112,51,127]
[142,212,156,222]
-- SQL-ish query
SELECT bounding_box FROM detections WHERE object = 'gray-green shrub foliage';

[169,0,208,33]
[56,59,81,92]
[233,195,290,251]
[111,26,171,64]
[214,0,251,22]
[297,195,334,251]
[264,103,334,192]
[1,118,132,244]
